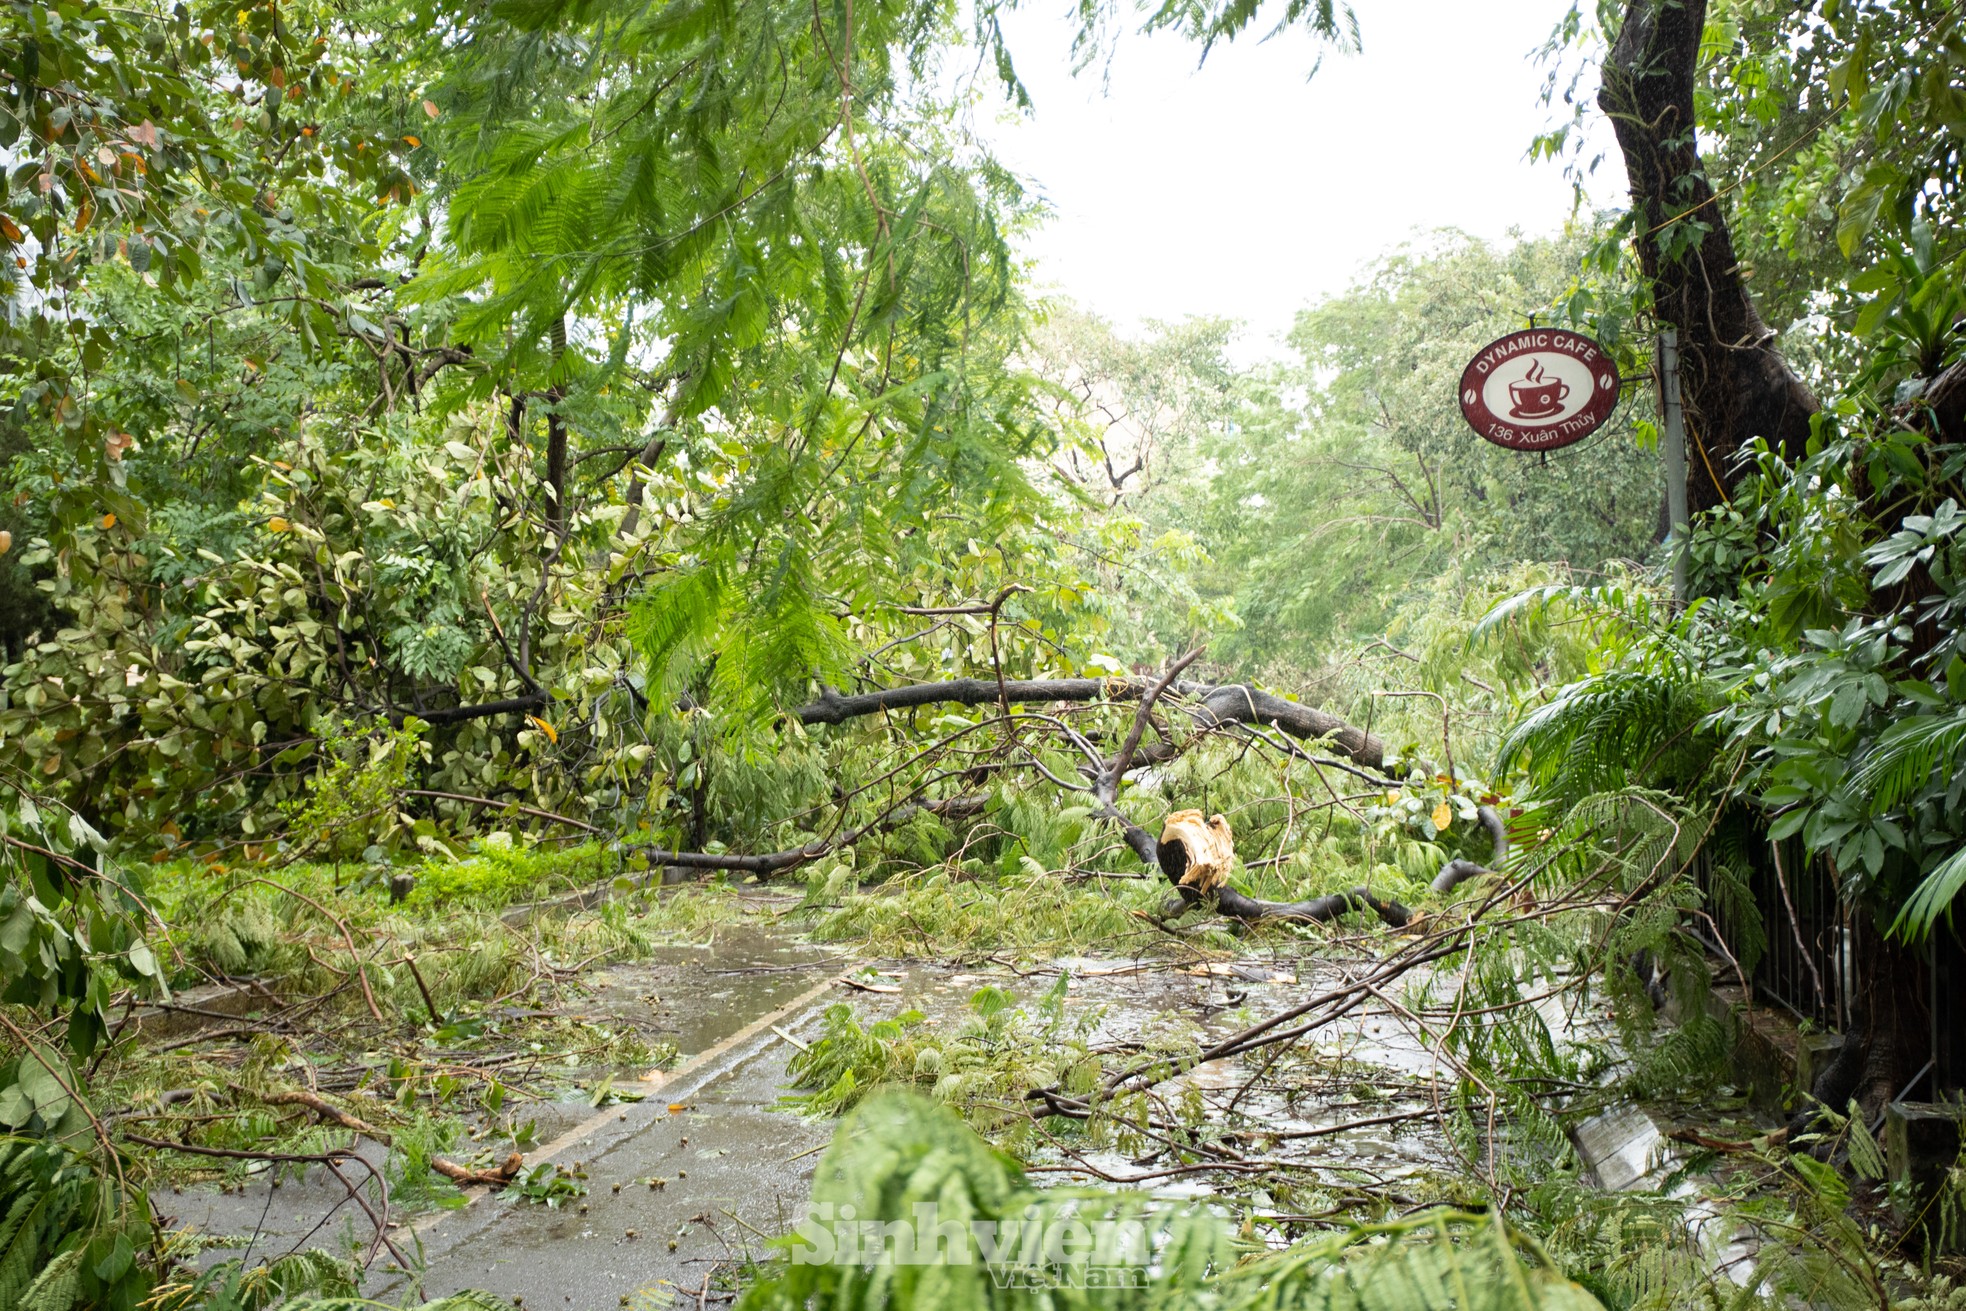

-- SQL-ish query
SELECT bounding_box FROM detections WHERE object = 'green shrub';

[409,840,618,908]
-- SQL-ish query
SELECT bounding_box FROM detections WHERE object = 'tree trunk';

[546,317,569,539]
[1599,0,1817,515]
[1853,914,1931,1114]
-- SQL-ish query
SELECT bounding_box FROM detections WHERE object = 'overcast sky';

[964,0,1623,352]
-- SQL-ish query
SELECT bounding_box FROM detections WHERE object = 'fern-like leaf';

[1851,708,1966,809]
[1891,843,1966,940]
[1496,670,1714,802]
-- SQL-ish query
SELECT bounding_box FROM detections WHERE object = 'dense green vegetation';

[8,0,1966,1306]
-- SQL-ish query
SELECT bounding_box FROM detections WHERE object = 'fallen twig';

[430,1151,526,1186]
[242,1087,522,1188]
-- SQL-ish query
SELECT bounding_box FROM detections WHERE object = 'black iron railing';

[1698,839,1966,1097]
[1932,920,1966,1093]
[1699,839,1854,1032]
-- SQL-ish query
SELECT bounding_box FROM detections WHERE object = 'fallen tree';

[796,675,1389,768]
[606,652,1512,930]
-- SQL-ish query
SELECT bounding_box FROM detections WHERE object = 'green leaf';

[16,1049,73,1120]
[1892,845,1966,941]
[0,1083,34,1128]
[92,1234,133,1283]
[1837,170,1892,260]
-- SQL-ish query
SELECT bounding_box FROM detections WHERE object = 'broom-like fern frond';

[1495,669,1715,803]
[1891,843,1966,940]
[1851,708,1966,810]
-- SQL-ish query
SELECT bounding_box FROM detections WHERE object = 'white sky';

[965,0,1624,352]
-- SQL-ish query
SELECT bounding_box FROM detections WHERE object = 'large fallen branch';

[386,670,1385,777]
[1157,839,1417,928]
[610,662,1507,927]
[797,677,1388,769]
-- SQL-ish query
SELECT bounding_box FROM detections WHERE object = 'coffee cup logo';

[1507,361,1570,420]
[1457,329,1618,452]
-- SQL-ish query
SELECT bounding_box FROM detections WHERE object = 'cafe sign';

[1458,329,1620,451]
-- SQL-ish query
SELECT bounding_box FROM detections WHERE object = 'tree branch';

[795,677,1386,768]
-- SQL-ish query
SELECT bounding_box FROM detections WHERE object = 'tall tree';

[1596,0,1818,515]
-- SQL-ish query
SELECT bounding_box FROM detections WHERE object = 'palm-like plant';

[1476,581,1725,806]
[1851,709,1966,937]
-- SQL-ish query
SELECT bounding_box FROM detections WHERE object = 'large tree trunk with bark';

[1599,0,1818,515]
[1788,913,1932,1139]
[1852,917,1931,1114]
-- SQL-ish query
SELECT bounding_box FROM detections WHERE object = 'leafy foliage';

[740,1090,1606,1311]
[0,784,160,1308]
[1173,232,1660,663]
[786,981,1102,1137]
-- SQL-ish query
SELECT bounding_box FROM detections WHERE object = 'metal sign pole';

[1659,327,1689,606]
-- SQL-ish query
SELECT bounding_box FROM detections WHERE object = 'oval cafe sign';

[1458,329,1620,451]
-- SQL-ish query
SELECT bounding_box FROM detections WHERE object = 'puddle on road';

[576,925,848,1057]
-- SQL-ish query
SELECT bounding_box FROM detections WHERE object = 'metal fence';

[1933,920,1966,1094]
[1700,839,1966,1097]
[1699,839,1854,1032]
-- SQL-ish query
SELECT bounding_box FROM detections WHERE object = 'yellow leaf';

[0,530,10,554]
[402,134,421,148]
[667,1102,688,1114]
[268,516,291,533]
[526,715,559,744]
[100,513,117,530]
[1431,801,1453,832]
